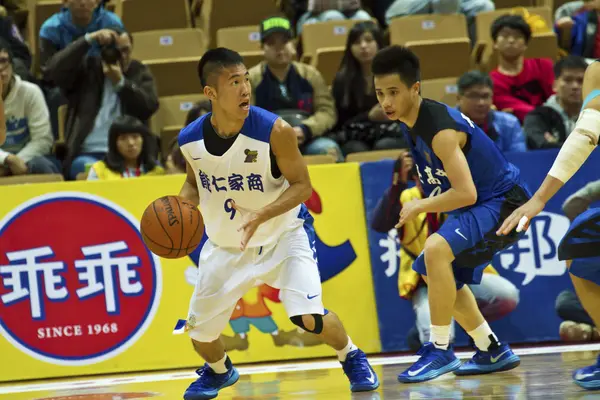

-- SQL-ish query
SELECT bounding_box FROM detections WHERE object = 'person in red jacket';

[489,14,555,123]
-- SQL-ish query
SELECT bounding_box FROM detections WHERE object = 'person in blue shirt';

[372,45,530,383]
[39,0,123,71]
[456,70,526,154]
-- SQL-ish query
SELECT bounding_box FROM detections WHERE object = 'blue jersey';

[402,99,521,213]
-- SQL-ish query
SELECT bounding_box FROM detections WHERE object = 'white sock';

[208,353,228,374]
[468,321,500,351]
[430,324,451,350]
[336,336,358,361]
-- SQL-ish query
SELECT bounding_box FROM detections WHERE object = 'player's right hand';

[496,195,545,236]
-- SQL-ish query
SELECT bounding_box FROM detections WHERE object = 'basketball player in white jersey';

[498,61,600,389]
[175,48,379,400]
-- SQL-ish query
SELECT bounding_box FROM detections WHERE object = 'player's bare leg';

[192,338,226,364]
[315,311,350,350]
[423,234,456,347]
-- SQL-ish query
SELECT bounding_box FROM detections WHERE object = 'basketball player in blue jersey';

[371,45,528,383]
[499,61,600,390]
[175,48,379,400]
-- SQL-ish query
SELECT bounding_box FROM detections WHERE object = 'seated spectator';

[0,39,58,176]
[296,0,372,34]
[46,27,159,180]
[0,14,31,81]
[371,153,519,351]
[555,0,600,57]
[489,15,555,123]
[332,20,405,155]
[87,116,164,180]
[249,16,343,161]
[39,0,123,71]
[456,70,526,153]
[385,0,494,41]
[523,56,586,149]
[164,101,212,175]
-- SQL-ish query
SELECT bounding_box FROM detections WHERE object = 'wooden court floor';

[3,345,600,400]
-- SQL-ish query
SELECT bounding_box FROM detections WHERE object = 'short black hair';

[554,55,588,78]
[372,45,420,87]
[185,100,212,126]
[105,115,159,174]
[197,47,245,88]
[491,15,532,43]
[457,70,493,94]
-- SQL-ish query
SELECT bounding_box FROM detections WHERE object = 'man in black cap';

[248,16,342,161]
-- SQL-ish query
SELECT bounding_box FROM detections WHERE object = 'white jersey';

[178,106,307,249]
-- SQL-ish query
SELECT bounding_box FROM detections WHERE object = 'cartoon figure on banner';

[183,189,356,351]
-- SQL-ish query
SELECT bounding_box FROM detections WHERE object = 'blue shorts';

[559,207,600,286]
[229,316,278,334]
[413,185,530,288]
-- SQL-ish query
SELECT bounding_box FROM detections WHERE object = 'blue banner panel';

[361,149,600,352]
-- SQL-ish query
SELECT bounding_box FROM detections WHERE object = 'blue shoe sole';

[398,358,462,383]
[574,378,600,390]
[183,368,240,400]
[453,354,520,376]
[350,378,380,392]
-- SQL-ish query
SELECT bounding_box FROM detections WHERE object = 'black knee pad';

[290,313,324,334]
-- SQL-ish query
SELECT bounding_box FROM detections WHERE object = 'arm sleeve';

[15,85,53,162]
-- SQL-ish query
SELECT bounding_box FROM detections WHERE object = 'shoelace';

[347,354,371,379]
[188,366,217,389]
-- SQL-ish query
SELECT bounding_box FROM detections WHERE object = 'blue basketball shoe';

[341,349,380,392]
[398,342,461,383]
[184,356,239,400]
[454,343,520,376]
[573,354,600,390]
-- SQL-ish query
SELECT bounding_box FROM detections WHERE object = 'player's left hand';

[232,200,265,251]
[395,199,424,228]
[496,195,545,236]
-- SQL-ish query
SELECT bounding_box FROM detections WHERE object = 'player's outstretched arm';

[179,159,200,207]
[261,118,313,219]
[396,130,476,227]
[497,63,600,236]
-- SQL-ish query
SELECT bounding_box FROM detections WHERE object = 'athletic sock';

[430,324,451,350]
[468,321,500,351]
[336,336,358,361]
[208,353,229,374]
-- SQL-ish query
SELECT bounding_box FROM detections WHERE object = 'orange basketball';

[140,196,204,259]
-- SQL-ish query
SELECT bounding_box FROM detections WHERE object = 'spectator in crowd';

[0,13,31,81]
[0,39,58,176]
[164,100,212,175]
[523,56,587,149]
[0,79,4,146]
[87,115,164,180]
[385,0,494,41]
[489,15,555,123]
[46,27,159,180]
[249,16,343,161]
[456,70,526,153]
[554,0,600,57]
[39,0,123,71]
[296,0,372,34]
[555,179,600,342]
[332,21,406,155]
[371,153,519,351]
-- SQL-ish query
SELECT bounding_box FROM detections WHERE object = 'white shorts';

[186,225,324,342]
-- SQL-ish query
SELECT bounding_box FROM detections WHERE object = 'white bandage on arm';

[548,108,600,183]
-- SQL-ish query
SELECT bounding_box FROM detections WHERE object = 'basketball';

[140,196,204,259]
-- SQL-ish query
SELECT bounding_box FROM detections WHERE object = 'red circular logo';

[0,192,162,365]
